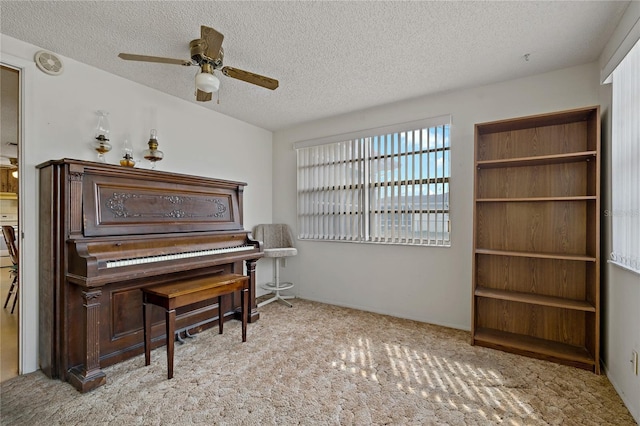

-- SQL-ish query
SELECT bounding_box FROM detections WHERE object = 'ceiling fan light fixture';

[195,70,220,93]
[118,24,278,99]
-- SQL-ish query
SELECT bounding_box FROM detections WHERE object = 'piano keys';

[38,159,264,392]
[105,244,255,268]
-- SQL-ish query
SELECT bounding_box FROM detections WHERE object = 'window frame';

[295,115,452,247]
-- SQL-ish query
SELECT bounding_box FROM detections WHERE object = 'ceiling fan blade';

[221,67,279,90]
[196,89,212,102]
[201,26,224,60]
[118,53,192,66]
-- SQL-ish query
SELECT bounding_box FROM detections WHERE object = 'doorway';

[1,64,20,382]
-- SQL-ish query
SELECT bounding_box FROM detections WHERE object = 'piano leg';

[245,259,260,323]
[67,289,107,393]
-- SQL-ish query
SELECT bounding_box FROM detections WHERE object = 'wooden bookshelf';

[472,106,601,373]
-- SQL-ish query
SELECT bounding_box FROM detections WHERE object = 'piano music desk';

[142,273,249,379]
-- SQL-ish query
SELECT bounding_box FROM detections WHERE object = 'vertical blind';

[610,38,640,274]
[297,139,366,241]
[296,117,451,246]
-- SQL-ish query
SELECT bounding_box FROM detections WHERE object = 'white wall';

[273,62,600,330]
[0,34,274,374]
[602,91,640,422]
[598,3,640,420]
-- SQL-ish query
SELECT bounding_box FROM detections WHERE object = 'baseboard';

[602,362,640,423]
[299,295,470,332]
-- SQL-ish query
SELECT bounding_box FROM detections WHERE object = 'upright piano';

[38,159,264,392]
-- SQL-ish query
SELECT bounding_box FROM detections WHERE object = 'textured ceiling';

[0,1,628,131]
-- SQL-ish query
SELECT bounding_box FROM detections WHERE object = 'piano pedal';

[185,329,196,339]
[176,332,186,345]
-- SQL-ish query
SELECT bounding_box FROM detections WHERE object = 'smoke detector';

[34,50,64,76]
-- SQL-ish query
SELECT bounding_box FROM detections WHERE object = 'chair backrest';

[252,224,295,250]
[2,225,18,265]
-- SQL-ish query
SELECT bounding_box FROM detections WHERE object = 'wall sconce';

[142,129,164,169]
[93,110,112,162]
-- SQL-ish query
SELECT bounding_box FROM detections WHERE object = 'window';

[609,38,640,274]
[296,116,451,246]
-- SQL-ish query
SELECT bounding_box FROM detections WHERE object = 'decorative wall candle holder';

[142,129,164,169]
[120,138,135,167]
[93,110,111,162]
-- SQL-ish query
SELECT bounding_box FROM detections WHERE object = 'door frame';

[1,53,34,374]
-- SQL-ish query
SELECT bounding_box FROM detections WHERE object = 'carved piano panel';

[83,172,242,237]
[38,159,263,392]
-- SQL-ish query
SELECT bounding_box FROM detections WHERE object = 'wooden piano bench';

[142,273,249,379]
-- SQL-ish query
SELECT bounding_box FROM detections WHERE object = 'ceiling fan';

[118,25,278,102]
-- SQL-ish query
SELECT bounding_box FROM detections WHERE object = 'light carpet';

[0,299,635,425]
